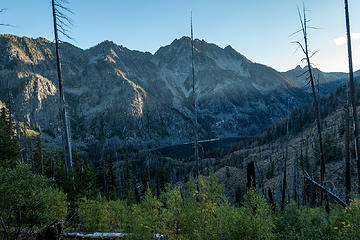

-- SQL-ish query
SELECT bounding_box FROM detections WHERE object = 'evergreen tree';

[0,107,19,169]
[33,126,44,175]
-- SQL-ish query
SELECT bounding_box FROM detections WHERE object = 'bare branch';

[289,29,303,38]
[0,8,14,28]
[303,79,312,88]
[296,70,309,79]
[292,43,301,54]
[308,26,321,30]
[53,0,75,41]
[291,41,306,55]
[54,2,74,15]
[308,50,319,59]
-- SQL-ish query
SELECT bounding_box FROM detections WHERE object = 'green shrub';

[275,201,348,240]
[229,188,275,240]
[75,175,360,240]
[130,187,163,239]
[78,198,130,232]
[0,162,68,238]
[333,198,360,239]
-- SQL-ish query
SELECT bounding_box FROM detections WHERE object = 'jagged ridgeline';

[0,34,308,152]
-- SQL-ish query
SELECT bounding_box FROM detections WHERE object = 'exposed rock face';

[0,34,309,149]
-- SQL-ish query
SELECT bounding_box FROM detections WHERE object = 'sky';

[1,0,360,73]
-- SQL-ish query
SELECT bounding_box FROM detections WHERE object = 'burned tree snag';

[268,188,276,212]
[190,12,200,178]
[293,5,325,204]
[344,0,360,194]
[281,99,290,211]
[345,103,351,203]
[51,0,73,175]
[247,161,256,190]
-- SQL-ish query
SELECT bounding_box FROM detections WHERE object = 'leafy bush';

[76,174,360,240]
[275,202,338,240]
[78,198,130,232]
[0,162,68,238]
[333,198,360,239]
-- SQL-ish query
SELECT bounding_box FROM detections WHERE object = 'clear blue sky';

[1,0,360,72]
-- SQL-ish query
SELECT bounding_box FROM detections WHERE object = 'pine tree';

[33,126,44,175]
[0,107,19,169]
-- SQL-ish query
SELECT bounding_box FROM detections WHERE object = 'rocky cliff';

[0,34,309,150]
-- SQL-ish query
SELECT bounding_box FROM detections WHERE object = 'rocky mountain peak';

[0,34,310,150]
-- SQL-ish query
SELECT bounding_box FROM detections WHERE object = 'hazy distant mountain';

[0,34,309,150]
[282,65,360,96]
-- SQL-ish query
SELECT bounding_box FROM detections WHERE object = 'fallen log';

[304,172,348,208]
[35,220,165,239]
[64,232,130,239]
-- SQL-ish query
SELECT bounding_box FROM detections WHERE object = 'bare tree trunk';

[293,154,298,204]
[281,100,290,211]
[38,126,44,175]
[190,12,199,178]
[0,216,9,240]
[6,81,13,138]
[344,0,360,194]
[247,161,256,190]
[51,154,54,178]
[281,153,287,211]
[295,6,325,204]
[268,188,276,212]
[16,120,23,162]
[345,103,351,202]
[51,0,73,175]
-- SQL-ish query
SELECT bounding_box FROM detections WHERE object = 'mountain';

[283,65,360,96]
[0,34,309,151]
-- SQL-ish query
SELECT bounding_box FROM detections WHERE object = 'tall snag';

[247,161,256,190]
[345,95,351,202]
[190,12,199,178]
[281,99,290,211]
[293,5,325,204]
[51,0,73,174]
[344,0,360,194]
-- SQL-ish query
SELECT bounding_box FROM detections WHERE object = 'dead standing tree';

[190,12,200,178]
[51,0,73,174]
[247,161,256,190]
[281,99,290,211]
[292,5,325,204]
[344,91,351,202]
[344,0,360,194]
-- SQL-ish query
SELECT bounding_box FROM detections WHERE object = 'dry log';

[64,232,129,239]
[304,172,347,208]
